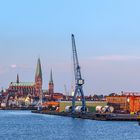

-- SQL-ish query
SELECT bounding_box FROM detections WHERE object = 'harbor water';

[0,111,140,140]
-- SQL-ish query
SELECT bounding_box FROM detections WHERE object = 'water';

[0,111,139,140]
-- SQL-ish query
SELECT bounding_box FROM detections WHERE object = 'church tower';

[16,74,19,83]
[48,69,54,94]
[35,58,42,96]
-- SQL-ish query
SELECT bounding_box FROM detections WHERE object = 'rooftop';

[10,82,35,86]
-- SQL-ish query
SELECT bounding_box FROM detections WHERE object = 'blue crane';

[71,34,86,113]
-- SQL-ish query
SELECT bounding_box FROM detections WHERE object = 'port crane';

[71,34,86,113]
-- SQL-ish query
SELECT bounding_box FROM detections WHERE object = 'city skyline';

[1,0,140,95]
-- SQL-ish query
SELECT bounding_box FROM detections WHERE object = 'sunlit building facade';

[8,58,42,97]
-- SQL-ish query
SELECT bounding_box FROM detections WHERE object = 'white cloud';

[10,64,33,70]
[10,64,17,68]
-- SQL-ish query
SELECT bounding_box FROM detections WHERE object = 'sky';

[0,0,140,95]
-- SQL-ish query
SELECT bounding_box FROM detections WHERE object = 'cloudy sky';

[0,0,140,95]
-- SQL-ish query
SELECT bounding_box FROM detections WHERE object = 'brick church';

[8,58,43,98]
[7,58,64,101]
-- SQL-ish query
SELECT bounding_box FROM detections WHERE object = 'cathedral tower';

[48,69,54,94]
[35,58,42,96]
[16,74,19,83]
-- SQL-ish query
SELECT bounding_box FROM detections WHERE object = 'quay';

[32,110,96,119]
[0,107,37,110]
[31,110,140,121]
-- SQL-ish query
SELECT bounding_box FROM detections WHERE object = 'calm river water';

[0,110,139,140]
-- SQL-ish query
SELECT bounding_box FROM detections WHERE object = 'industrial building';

[106,92,140,114]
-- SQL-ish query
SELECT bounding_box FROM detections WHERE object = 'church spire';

[48,69,54,94]
[17,74,19,83]
[35,58,43,96]
[49,69,53,84]
[35,58,42,81]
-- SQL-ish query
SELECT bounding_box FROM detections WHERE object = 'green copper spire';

[35,58,42,80]
[49,69,53,83]
[17,74,19,83]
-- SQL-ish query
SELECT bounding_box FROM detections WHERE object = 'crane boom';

[71,34,86,113]
[71,34,82,81]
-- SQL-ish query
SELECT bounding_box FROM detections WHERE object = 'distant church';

[8,58,43,97]
[7,58,64,101]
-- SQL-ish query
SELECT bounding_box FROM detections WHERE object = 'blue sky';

[0,0,140,95]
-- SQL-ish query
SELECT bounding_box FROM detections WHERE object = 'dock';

[0,107,37,110]
[32,110,96,119]
[31,110,140,121]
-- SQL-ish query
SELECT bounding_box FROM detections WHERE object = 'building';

[106,92,140,113]
[46,69,54,100]
[4,58,66,107]
[35,58,42,96]
[42,69,65,101]
[8,58,42,98]
[48,69,54,94]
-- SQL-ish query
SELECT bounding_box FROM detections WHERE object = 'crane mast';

[71,34,86,113]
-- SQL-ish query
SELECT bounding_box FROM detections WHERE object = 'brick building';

[106,92,140,113]
[8,58,42,98]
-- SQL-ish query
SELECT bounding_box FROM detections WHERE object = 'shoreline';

[1,108,140,121]
[31,110,140,121]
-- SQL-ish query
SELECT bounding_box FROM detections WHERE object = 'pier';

[31,110,140,121]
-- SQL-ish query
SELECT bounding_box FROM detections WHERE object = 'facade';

[9,82,36,96]
[106,92,140,113]
[8,58,42,98]
[106,95,128,111]
[5,58,66,107]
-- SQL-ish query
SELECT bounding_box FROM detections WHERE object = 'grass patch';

[59,101,107,112]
